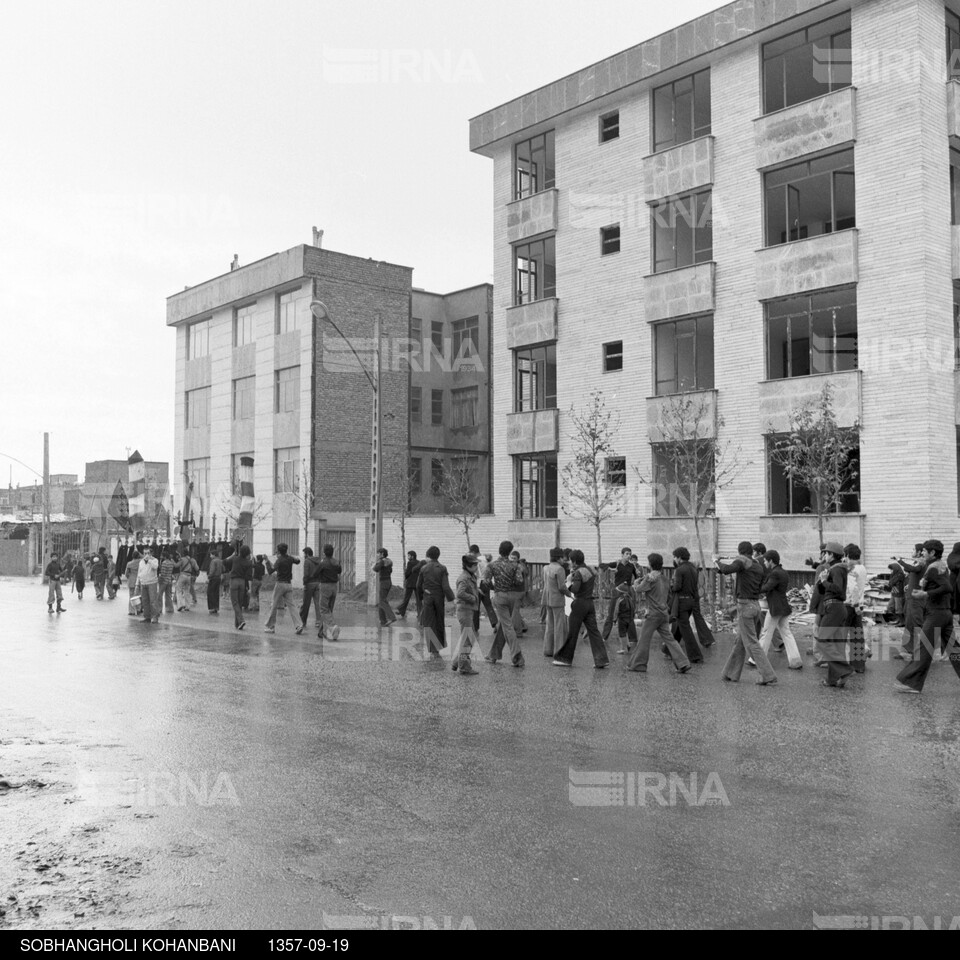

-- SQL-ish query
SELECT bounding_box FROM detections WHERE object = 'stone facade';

[754,86,857,170]
[504,409,559,455]
[758,514,865,571]
[506,189,559,243]
[755,229,859,301]
[644,262,715,322]
[948,79,960,138]
[505,297,558,350]
[646,391,718,442]
[759,371,862,434]
[643,137,715,200]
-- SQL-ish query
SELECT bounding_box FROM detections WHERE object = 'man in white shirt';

[844,543,869,673]
[137,548,160,623]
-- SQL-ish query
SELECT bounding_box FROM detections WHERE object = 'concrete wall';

[0,539,32,576]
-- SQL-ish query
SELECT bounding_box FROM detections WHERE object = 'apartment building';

[167,243,492,585]
[469,0,960,570]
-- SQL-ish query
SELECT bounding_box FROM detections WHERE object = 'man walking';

[373,548,396,626]
[299,547,322,627]
[600,547,641,640]
[896,544,927,660]
[44,553,65,613]
[92,548,108,600]
[452,553,481,675]
[815,542,852,689]
[484,541,526,667]
[542,547,570,658]
[670,547,707,663]
[207,549,223,615]
[264,544,302,634]
[470,544,499,630]
[845,544,868,673]
[124,550,141,614]
[137,548,160,623]
[716,541,778,686]
[158,549,177,614]
[175,551,193,612]
[317,544,342,641]
[396,551,423,619]
[758,550,802,669]
[626,554,690,674]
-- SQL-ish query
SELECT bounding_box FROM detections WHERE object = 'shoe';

[57,607,65,613]
[788,664,803,671]
[331,626,340,641]
[746,659,757,669]
[263,627,275,634]
[47,605,53,613]
[140,618,149,623]
[678,664,692,674]
[295,626,304,635]
[552,659,572,667]
[458,657,478,676]
[514,658,525,668]
[756,677,778,686]
[822,677,848,689]
[893,681,920,695]
[484,656,499,664]
[627,666,647,673]
[816,661,828,668]
[722,676,737,683]
[239,622,246,631]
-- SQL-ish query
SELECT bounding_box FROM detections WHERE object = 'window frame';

[234,302,256,347]
[767,435,860,515]
[650,442,716,518]
[184,457,211,508]
[651,189,713,273]
[514,453,558,520]
[599,110,620,143]
[605,456,627,488]
[452,316,480,358]
[274,366,300,414]
[652,68,711,153]
[430,458,445,496]
[184,387,211,429]
[949,8,960,78]
[410,385,422,424]
[514,235,557,305]
[275,287,302,335]
[514,343,558,412]
[514,130,556,200]
[187,319,210,361]
[232,376,256,421]
[451,385,480,428]
[600,224,621,256]
[431,388,443,426]
[603,340,624,374]
[653,314,715,396]
[274,447,300,495]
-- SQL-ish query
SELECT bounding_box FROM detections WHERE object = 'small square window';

[600,225,621,256]
[605,457,627,487]
[600,111,620,143]
[603,341,624,373]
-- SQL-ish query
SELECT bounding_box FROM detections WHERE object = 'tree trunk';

[596,524,603,567]
[692,514,715,629]
[817,511,824,552]
[399,515,406,565]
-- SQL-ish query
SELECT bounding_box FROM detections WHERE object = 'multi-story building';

[83,459,170,531]
[469,0,960,570]
[167,242,492,586]
[1,476,81,517]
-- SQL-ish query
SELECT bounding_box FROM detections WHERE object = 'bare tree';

[439,452,484,549]
[635,391,748,628]
[560,390,623,565]
[213,474,271,543]
[288,459,320,554]
[385,454,417,561]
[767,382,861,548]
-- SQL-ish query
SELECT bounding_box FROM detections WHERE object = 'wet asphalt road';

[2,576,960,930]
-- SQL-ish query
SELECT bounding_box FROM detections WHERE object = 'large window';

[955,284,960,370]
[232,376,255,420]
[652,191,712,273]
[949,9,960,79]
[411,317,422,346]
[515,454,558,519]
[274,447,300,494]
[184,458,211,508]
[185,387,211,428]
[768,437,860,514]
[275,366,300,413]
[764,149,855,246]
[411,385,422,424]
[234,303,256,347]
[515,130,555,200]
[431,389,443,425]
[766,287,858,379]
[276,288,302,334]
[451,386,479,428]
[431,458,444,496]
[452,316,479,358]
[187,319,210,360]
[654,315,714,395]
[651,443,715,518]
[762,13,851,114]
[431,321,444,356]
[515,237,557,304]
[515,344,557,412]
[411,457,422,497]
[652,69,711,152]
[951,149,960,225]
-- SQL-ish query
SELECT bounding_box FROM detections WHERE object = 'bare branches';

[439,452,484,548]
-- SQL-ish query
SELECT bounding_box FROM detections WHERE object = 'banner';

[238,456,255,531]
[107,480,132,532]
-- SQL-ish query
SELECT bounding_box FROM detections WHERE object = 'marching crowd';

[42,533,960,696]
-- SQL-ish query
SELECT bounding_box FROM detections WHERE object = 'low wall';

[0,539,33,576]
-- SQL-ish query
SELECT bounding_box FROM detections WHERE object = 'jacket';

[568,565,597,601]
[485,557,525,594]
[418,560,455,601]
[760,565,792,618]
[455,569,480,612]
[613,592,636,626]
[403,559,423,589]
[671,561,700,599]
[373,558,393,582]
[302,556,323,585]
[541,561,569,607]
[600,560,641,588]
[920,558,952,610]
[717,556,764,601]
[318,558,342,584]
[637,570,670,617]
[208,557,224,579]
[817,562,848,604]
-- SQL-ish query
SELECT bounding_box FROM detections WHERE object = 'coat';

[455,569,480,613]
[760,565,792,618]
[541,561,569,607]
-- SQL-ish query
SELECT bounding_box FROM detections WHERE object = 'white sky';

[0,0,720,488]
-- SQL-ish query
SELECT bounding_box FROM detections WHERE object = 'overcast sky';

[0,0,720,489]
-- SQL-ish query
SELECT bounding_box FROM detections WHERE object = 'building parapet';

[759,370,862,434]
[505,298,558,349]
[646,390,718,442]
[643,137,714,201]
[755,229,858,301]
[507,189,559,243]
[644,262,715,323]
[505,409,560,456]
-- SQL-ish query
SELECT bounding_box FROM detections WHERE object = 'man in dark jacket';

[897,543,927,659]
[757,550,802,669]
[670,547,712,662]
[300,547,323,626]
[317,544,342,641]
[396,551,423,618]
[600,547,642,640]
[44,553,65,613]
[373,548,396,626]
[417,546,455,657]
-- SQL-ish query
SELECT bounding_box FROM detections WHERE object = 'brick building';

[167,242,492,586]
[465,0,960,571]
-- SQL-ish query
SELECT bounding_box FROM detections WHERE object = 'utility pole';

[368,310,383,608]
[42,432,50,574]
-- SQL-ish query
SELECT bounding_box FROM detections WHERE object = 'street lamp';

[310,300,382,607]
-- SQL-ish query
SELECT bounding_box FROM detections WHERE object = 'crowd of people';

[41,533,960,696]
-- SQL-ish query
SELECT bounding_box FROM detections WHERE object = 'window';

[601,224,621,256]
[605,457,626,487]
[432,389,443,425]
[452,316,480,358]
[768,436,860,514]
[762,13,851,114]
[451,386,479,428]
[272,528,300,555]
[651,443,716,518]
[654,315,715,395]
[949,9,960,78]
[187,319,210,360]
[952,149,960,226]
[600,111,620,143]
[274,447,300,494]
[515,130,556,200]
[603,341,624,374]
[515,454,558,519]
[766,287,858,379]
[231,453,253,495]
[232,376,255,421]
[411,386,422,423]
[955,284,960,370]
[184,458,211,508]
[652,190,712,273]
[411,317,422,346]
[411,457,422,497]
[764,149,855,246]
[431,458,444,496]
[275,366,300,413]
[653,69,711,152]
[515,236,557,304]
[276,288,302,334]
[514,344,557,412]
[185,387,211,428]
[431,320,444,356]
[234,303,256,347]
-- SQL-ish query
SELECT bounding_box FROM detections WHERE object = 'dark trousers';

[671,597,704,662]
[378,581,394,625]
[691,600,716,646]
[230,581,246,628]
[421,593,447,649]
[397,586,422,617]
[897,608,959,692]
[819,600,853,685]
[845,604,866,673]
[300,582,321,624]
[479,590,498,628]
[555,598,609,667]
[207,577,221,612]
[902,596,926,654]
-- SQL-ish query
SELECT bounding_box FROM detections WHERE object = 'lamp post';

[310,300,382,607]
